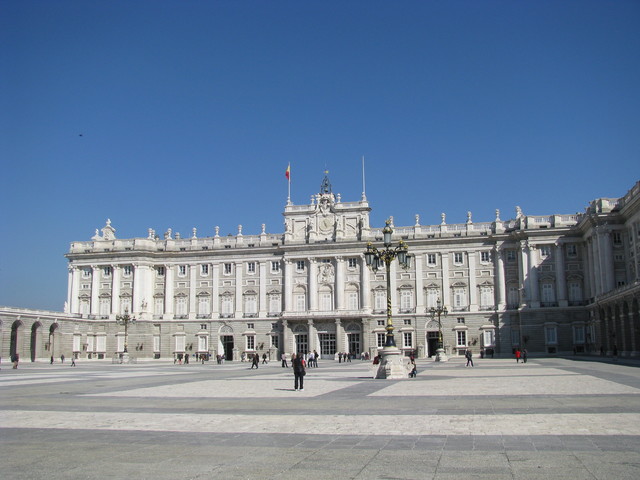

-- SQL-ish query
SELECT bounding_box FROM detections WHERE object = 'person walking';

[251,353,259,369]
[71,356,76,367]
[281,353,288,368]
[292,353,305,391]
[465,349,474,367]
[262,353,268,364]
[515,348,521,363]
[522,348,528,363]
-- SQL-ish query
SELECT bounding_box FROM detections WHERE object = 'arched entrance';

[30,322,43,362]
[425,320,440,357]
[218,325,234,361]
[10,320,24,360]
[49,323,59,359]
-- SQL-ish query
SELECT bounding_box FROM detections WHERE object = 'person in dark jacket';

[292,353,305,391]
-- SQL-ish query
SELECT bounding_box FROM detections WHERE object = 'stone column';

[282,319,290,354]
[211,263,220,317]
[235,262,243,315]
[494,247,506,310]
[284,259,293,312]
[361,256,371,310]
[111,265,121,315]
[517,243,528,307]
[70,267,80,314]
[415,251,424,313]
[259,261,267,316]
[441,253,450,308]
[468,251,477,312]
[164,265,175,318]
[590,236,602,296]
[526,243,539,307]
[307,319,316,352]
[336,257,345,310]
[309,259,318,311]
[335,318,344,354]
[91,265,100,316]
[555,243,568,307]
[189,264,197,317]
[601,230,615,292]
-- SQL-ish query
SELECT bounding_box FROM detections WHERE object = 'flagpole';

[361,155,367,201]
[286,163,292,205]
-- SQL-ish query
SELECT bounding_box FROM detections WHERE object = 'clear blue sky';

[1,0,639,311]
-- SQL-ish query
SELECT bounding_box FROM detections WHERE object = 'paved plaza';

[2,356,640,479]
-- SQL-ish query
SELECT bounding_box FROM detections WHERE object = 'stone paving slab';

[2,357,640,479]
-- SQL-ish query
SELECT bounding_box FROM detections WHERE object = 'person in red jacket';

[515,348,522,363]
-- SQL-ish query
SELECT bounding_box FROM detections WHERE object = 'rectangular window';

[320,292,332,311]
[540,245,551,258]
[269,294,281,314]
[482,329,495,347]
[99,298,110,316]
[270,334,279,349]
[374,290,386,311]
[545,325,557,345]
[403,332,413,348]
[296,260,305,272]
[400,290,413,310]
[457,317,465,324]
[103,266,112,277]
[198,296,210,316]
[224,263,232,275]
[456,330,467,347]
[454,252,463,264]
[201,264,209,276]
[426,289,438,308]
[295,293,306,312]
[271,261,280,273]
[453,287,466,308]
[348,258,358,269]
[247,323,254,329]
[348,291,359,310]
[613,232,622,245]
[178,265,187,277]
[568,282,583,303]
[123,265,133,277]
[427,254,437,266]
[82,268,92,278]
[403,318,412,325]
[247,262,256,274]
[246,335,255,350]
[480,286,493,309]
[506,250,516,262]
[541,283,555,303]
[377,333,386,348]
[156,266,165,276]
[566,244,577,257]
[573,325,585,344]
[221,296,233,314]
[481,251,490,263]
[175,297,188,316]
[154,297,164,315]
[245,295,257,314]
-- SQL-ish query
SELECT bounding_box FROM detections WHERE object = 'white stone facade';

[2,178,640,362]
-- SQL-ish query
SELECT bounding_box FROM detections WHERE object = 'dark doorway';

[427,331,439,357]
[221,335,234,361]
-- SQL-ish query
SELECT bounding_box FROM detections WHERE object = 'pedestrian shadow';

[274,388,297,392]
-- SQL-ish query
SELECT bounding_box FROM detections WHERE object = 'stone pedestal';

[374,347,408,379]
[435,347,448,362]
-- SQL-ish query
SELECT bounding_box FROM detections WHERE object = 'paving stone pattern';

[1,356,640,479]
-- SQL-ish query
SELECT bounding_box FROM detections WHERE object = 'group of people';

[514,348,528,363]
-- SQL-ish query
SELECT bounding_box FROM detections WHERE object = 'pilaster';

[309,258,318,311]
[336,257,345,310]
[555,242,568,307]
[468,251,477,312]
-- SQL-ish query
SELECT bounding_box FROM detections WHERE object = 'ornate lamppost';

[364,219,411,379]
[115,308,136,356]
[429,298,448,362]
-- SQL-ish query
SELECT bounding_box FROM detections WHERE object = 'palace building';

[2,175,640,363]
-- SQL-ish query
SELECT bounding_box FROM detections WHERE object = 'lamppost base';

[374,347,409,379]
[435,348,448,362]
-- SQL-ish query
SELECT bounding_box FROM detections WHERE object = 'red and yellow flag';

[285,164,290,181]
